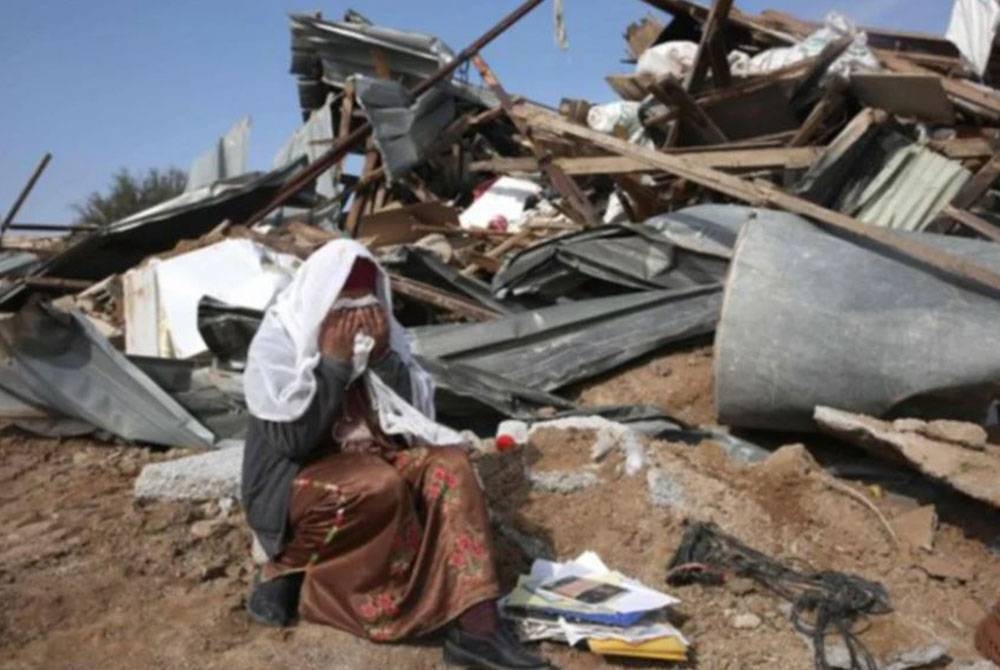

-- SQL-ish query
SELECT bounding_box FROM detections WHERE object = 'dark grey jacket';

[241,352,412,558]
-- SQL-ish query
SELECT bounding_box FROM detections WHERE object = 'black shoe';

[246,571,303,627]
[443,623,550,669]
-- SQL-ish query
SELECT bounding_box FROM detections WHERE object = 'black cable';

[666,522,891,670]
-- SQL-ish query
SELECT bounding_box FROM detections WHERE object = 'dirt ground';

[571,341,716,426]
[2,341,999,669]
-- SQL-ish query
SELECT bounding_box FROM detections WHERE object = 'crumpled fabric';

[244,239,463,446]
[745,12,880,78]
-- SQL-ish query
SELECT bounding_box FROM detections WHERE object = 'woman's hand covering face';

[318,310,360,362]
[317,304,390,362]
[358,305,390,359]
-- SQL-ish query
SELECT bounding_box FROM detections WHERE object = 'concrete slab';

[134,440,243,501]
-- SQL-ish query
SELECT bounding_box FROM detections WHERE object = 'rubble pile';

[5,0,1000,667]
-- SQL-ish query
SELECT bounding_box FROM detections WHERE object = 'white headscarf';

[244,239,462,446]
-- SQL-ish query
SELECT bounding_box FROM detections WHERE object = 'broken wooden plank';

[940,205,1000,244]
[880,51,1000,119]
[20,277,93,292]
[929,152,1000,232]
[357,202,461,248]
[472,55,601,226]
[513,103,1000,296]
[945,152,1000,211]
[685,0,734,92]
[625,15,665,60]
[647,76,729,145]
[788,82,846,147]
[469,146,821,174]
[345,142,380,236]
[388,273,500,322]
[850,73,955,124]
[640,0,796,47]
[330,81,356,188]
[927,136,997,160]
[605,74,649,102]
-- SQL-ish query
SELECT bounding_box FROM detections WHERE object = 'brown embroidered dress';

[255,378,501,641]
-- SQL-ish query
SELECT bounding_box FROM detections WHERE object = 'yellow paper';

[588,636,688,661]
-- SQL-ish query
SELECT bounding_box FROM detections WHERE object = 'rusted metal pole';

[1,153,53,239]
[242,0,547,229]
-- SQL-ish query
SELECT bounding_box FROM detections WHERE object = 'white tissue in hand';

[351,332,375,381]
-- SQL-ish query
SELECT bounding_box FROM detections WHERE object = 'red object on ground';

[487,215,509,232]
[977,596,1000,664]
[495,435,517,452]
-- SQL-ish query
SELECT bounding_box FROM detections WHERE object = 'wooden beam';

[330,81,356,188]
[345,142,380,236]
[947,153,1000,211]
[788,82,846,147]
[472,55,600,227]
[20,277,92,292]
[706,34,732,88]
[940,205,1000,244]
[928,153,1000,231]
[880,51,1000,118]
[469,146,822,174]
[647,77,728,145]
[686,0,734,92]
[513,104,1000,296]
[927,136,997,160]
[388,273,501,322]
[640,0,797,46]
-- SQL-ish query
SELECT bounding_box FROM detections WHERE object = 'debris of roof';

[9,1,1000,665]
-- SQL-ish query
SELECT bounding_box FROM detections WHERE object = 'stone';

[956,596,988,629]
[891,505,937,552]
[190,518,227,540]
[918,554,975,583]
[815,407,1000,508]
[731,613,762,630]
[646,468,685,508]
[726,577,757,596]
[527,469,599,493]
[134,442,243,502]
[923,419,988,450]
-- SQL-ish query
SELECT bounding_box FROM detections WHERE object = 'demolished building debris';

[7,0,1000,667]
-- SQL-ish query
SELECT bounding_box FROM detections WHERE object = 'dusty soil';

[3,409,999,668]
[572,341,716,426]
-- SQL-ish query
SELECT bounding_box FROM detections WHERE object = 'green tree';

[73,167,187,227]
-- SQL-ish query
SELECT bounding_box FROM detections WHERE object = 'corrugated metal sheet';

[289,12,454,116]
[842,142,972,231]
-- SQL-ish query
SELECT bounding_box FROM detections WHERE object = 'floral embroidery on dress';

[424,465,460,503]
[391,447,428,476]
[388,516,421,577]
[358,587,407,640]
[447,530,489,578]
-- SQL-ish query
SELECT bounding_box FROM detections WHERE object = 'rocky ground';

[2,343,998,669]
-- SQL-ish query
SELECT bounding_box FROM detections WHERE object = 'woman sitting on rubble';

[240,239,547,670]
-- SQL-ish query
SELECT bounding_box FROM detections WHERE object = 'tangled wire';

[666,522,892,670]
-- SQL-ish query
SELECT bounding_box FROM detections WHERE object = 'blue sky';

[1,0,950,224]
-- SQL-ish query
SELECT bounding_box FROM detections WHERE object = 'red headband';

[343,258,378,292]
